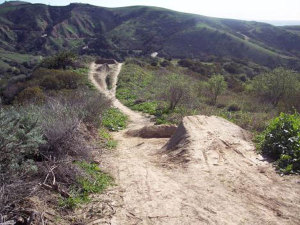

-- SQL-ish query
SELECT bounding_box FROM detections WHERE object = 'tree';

[40,51,76,70]
[158,79,190,112]
[166,84,185,111]
[207,74,227,105]
[250,68,300,107]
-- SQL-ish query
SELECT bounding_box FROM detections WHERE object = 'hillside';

[0,2,300,68]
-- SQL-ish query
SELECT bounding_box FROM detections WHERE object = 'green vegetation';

[0,53,96,105]
[0,3,300,68]
[40,52,76,70]
[117,59,268,127]
[207,75,227,105]
[0,87,112,211]
[249,68,300,109]
[102,108,128,131]
[99,128,118,149]
[117,58,300,132]
[257,113,300,174]
[0,108,45,174]
[0,52,117,222]
[59,161,113,209]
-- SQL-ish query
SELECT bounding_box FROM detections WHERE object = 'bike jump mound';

[160,115,256,164]
[126,124,177,138]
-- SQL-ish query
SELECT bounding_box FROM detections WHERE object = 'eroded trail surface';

[89,62,300,225]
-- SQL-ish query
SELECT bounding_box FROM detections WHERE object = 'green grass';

[59,161,113,209]
[0,49,41,63]
[131,101,159,115]
[98,128,118,149]
[72,67,95,90]
[116,63,155,106]
[102,108,128,131]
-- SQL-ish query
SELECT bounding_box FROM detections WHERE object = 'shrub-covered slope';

[0,2,300,67]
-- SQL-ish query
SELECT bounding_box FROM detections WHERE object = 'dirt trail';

[88,62,300,225]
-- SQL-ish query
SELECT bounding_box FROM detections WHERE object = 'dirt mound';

[161,115,254,163]
[96,63,109,72]
[126,124,177,138]
[95,59,117,64]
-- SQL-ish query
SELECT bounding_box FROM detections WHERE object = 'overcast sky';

[2,0,300,23]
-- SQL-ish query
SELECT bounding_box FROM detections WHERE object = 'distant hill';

[262,20,300,26]
[0,2,300,68]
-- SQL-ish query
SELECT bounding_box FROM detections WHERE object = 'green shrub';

[41,76,60,90]
[0,107,45,174]
[15,86,45,104]
[227,103,241,112]
[102,108,128,131]
[207,74,227,105]
[160,60,171,67]
[257,112,300,174]
[250,68,300,107]
[37,89,109,158]
[55,71,82,89]
[40,52,75,70]
[30,69,83,90]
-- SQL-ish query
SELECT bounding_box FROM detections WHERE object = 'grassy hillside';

[0,2,300,68]
[117,58,300,131]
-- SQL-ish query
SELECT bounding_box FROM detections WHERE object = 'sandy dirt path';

[88,62,300,225]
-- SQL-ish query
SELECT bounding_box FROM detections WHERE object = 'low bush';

[227,103,241,112]
[15,86,45,104]
[0,107,45,175]
[40,76,60,90]
[218,110,270,132]
[40,52,76,70]
[249,68,300,108]
[178,59,221,76]
[36,90,109,159]
[55,71,82,89]
[160,60,171,67]
[257,112,300,174]
[0,87,112,218]
[0,107,45,215]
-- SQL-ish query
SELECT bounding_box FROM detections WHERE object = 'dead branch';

[41,183,70,198]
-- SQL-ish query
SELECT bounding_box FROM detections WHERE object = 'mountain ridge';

[0,2,300,68]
